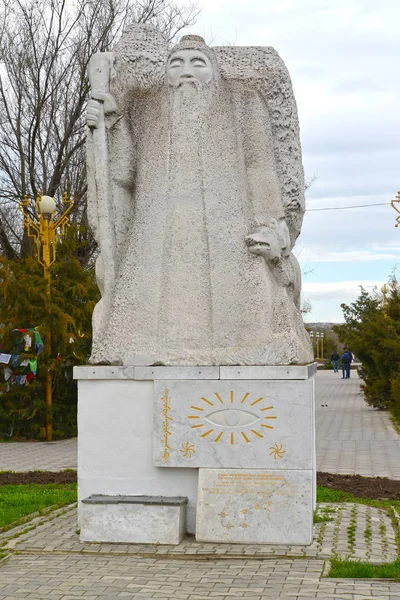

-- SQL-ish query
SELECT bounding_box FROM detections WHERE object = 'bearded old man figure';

[87,26,313,366]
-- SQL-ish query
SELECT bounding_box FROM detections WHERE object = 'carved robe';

[87,27,313,365]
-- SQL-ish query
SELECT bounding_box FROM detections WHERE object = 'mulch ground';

[1,470,400,500]
[317,472,400,500]
[0,471,77,485]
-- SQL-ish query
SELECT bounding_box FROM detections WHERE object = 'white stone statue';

[87,25,313,366]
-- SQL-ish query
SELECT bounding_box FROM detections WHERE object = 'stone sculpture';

[87,24,313,366]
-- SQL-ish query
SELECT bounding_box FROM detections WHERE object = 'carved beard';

[168,78,216,135]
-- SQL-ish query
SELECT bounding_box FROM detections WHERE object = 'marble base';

[80,495,187,544]
[196,469,313,545]
[153,380,313,469]
[74,364,316,538]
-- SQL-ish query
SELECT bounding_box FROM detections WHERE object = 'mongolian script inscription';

[161,388,173,463]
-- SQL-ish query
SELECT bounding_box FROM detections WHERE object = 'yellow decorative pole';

[391,191,400,227]
[19,192,73,441]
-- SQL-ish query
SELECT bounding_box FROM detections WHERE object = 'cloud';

[297,250,400,263]
[179,0,400,320]
[303,280,383,299]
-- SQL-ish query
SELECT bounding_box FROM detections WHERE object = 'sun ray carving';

[251,429,264,438]
[200,429,214,438]
[250,397,263,406]
[214,392,224,404]
[188,391,277,445]
[241,431,250,443]
[201,397,214,406]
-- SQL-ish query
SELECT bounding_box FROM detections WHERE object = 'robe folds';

[89,80,313,366]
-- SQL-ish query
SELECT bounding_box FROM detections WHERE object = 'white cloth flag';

[0,353,11,364]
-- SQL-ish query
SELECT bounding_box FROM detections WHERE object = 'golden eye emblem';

[205,409,258,427]
[188,391,277,444]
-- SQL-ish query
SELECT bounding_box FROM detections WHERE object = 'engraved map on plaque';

[153,380,313,469]
[196,469,313,544]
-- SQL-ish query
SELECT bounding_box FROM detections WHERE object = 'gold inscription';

[161,388,172,463]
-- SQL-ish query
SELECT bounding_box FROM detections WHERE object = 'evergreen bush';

[334,279,400,418]
[0,227,99,439]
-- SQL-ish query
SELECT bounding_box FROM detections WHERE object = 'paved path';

[2,371,400,478]
[1,505,400,600]
[2,553,400,600]
[0,438,76,472]
[3,503,397,564]
[316,371,400,478]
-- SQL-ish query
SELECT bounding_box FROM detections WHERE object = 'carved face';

[167,50,213,86]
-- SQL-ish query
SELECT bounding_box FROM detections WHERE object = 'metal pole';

[19,192,73,442]
[309,331,314,359]
[42,217,53,442]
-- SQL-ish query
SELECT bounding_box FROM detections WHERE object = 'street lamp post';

[19,192,73,441]
[320,332,324,360]
[381,283,389,317]
[309,331,314,358]
[316,332,320,360]
[391,191,400,227]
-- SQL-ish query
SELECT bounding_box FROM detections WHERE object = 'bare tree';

[0,0,200,261]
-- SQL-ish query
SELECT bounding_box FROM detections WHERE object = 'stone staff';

[87,53,118,338]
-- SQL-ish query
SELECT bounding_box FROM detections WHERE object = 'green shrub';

[334,278,400,418]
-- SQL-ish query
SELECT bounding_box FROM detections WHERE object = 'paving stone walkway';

[316,372,400,478]
[2,553,400,600]
[2,503,398,564]
[0,438,77,472]
[1,502,400,599]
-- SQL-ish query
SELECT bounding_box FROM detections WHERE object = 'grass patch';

[313,510,333,523]
[390,415,400,435]
[328,557,400,579]
[0,483,77,528]
[317,485,400,513]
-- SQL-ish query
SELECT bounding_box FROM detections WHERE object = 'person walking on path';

[341,347,353,378]
[331,350,340,373]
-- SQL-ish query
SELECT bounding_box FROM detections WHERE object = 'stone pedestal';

[74,364,316,543]
[81,495,187,544]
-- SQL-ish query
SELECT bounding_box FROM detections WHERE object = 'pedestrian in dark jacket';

[331,351,340,373]
[341,348,353,378]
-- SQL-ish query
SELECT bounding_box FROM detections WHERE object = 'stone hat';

[169,35,216,63]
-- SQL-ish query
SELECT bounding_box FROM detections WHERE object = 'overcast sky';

[182,0,400,322]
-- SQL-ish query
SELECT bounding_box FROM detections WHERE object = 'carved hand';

[87,91,118,129]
